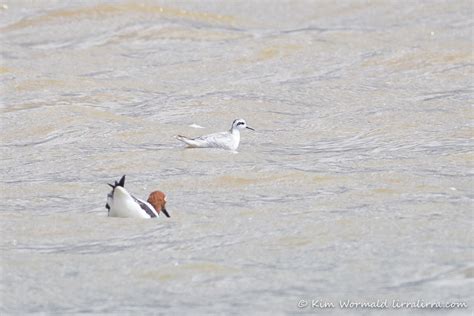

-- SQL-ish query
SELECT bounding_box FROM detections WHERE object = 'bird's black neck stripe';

[132,195,157,218]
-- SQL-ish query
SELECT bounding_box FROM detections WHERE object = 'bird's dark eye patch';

[237,122,244,126]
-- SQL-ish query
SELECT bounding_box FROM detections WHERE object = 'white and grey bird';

[176,119,255,151]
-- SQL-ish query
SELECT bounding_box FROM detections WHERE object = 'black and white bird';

[105,175,170,219]
[176,119,254,151]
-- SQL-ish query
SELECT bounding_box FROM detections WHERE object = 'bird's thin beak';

[246,126,255,131]
[161,207,170,218]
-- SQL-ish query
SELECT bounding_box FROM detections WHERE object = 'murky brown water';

[1,1,473,315]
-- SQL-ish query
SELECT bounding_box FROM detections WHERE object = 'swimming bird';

[105,175,170,219]
[176,119,254,151]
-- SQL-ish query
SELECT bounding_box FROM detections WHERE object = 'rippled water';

[1,1,473,315]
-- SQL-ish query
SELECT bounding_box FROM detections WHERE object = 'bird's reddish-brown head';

[147,191,170,218]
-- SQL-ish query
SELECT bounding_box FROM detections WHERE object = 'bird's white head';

[231,119,255,131]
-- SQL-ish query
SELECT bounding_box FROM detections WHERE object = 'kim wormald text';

[297,299,468,310]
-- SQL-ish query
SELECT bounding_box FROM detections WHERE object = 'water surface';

[1,1,472,315]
